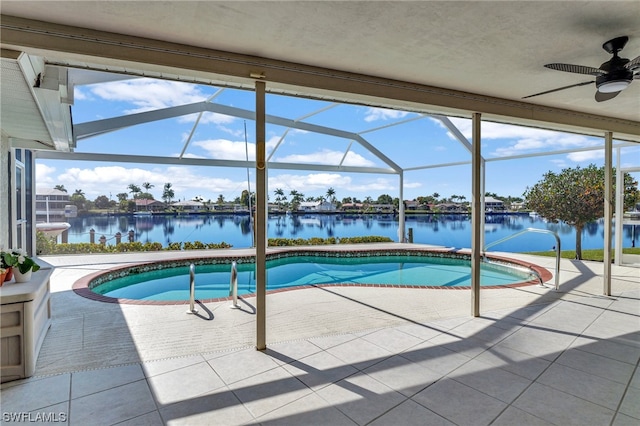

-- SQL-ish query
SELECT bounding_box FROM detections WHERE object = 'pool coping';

[71,246,553,305]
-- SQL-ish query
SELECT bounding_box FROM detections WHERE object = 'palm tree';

[162,183,174,204]
[128,183,141,199]
[54,184,67,193]
[326,187,336,207]
[274,188,286,211]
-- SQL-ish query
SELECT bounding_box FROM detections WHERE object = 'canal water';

[63,213,638,253]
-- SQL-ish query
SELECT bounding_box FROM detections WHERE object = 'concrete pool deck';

[1,244,638,425]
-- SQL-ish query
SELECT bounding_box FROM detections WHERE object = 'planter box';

[0,262,53,383]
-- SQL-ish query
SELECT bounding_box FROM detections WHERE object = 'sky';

[36,75,640,204]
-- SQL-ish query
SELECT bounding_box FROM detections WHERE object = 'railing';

[186,263,198,314]
[483,228,561,291]
[229,261,239,309]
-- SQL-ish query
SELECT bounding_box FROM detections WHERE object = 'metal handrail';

[186,263,198,314]
[229,261,239,308]
[483,227,561,291]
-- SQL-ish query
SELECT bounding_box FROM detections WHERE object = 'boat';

[36,221,71,238]
[36,196,70,238]
[134,211,153,216]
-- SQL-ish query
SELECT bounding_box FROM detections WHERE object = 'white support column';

[471,113,482,317]
[480,157,486,251]
[614,148,623,266]
[398,172,405,242]
[603,132,613,296]
[255,81,267,350]
[0,134,10,250]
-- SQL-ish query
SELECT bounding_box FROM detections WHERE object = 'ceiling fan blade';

[595,91,620,102]
[522,81,593,99]
[545,63,605,76]
[625,55,640,71]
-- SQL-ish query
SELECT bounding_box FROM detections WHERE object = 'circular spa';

[73,249,552,304]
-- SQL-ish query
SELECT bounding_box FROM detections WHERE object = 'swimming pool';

[74,249,551,304]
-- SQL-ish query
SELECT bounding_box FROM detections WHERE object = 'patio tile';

[158,385,254,425]
[513,382,615,425]
[117,410,163,425]
[491,406,555,425]
[265,339,324,365]
[570,335,640,365]
[254,392,356,425]
[428,332,490,358]
[141,354,207,378]
[147,361,225,406]
[473,343,551,380]
[0,374,70,413]
[399,340,472,376]
[497,326,576,361]
[554,347,636,384]
[315,372,406,425]
[369,399,454,426]
[618,385,640,419]
[593,311,640,335]
[207,346,280,385]
[71,364,144,399]
[308,332,360,350]
[227,366,312,418]
[281,350,358,391]
[69,380,156,425]
[393,322,444,341]
[447,358,533,403]
[613,413,640,426]
[360,327,425,353]
[362,354,441,397]
[325,336,393,370]
[22,402,70,426]
[537,363,627,410]
[411,377,507,425]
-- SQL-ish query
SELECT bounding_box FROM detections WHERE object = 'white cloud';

[89,78,209,114]
[364,107,410,122]
[274,149,375,167]
[178,111,236,126]
[434,117,602,159]
[193,136,280,160]
[38,163,250,201]
[35,164,57,185]
[567,150,604,162]
[347,177,396,193]
[269,173,352,193]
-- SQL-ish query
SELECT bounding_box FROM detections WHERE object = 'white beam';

[255,81,267,351]
[603,132,612,296]
[471,113,482,317]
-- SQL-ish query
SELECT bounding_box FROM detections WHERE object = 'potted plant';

[1,249,40,283]
[0,267,7,286]
[1,249,15,283]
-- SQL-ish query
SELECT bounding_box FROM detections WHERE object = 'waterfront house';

[298,201,335,212]
[171,200,205,213]
[35,188,70,222]
[484,196,505,212]
[134,199,166,213]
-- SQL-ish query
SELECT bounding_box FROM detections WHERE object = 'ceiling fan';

[524,36,640,102]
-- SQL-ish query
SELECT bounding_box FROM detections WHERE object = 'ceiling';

[1,1,639,146]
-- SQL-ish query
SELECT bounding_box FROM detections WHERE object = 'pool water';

[93,255,534,301]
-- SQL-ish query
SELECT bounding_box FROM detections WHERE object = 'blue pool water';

[93,254,535,301]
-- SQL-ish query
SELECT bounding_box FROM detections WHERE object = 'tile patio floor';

[1,245,638,425]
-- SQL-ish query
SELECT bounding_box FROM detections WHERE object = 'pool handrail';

[186,263,198,314]
[229,261,239,308]
[483,227,561,291]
